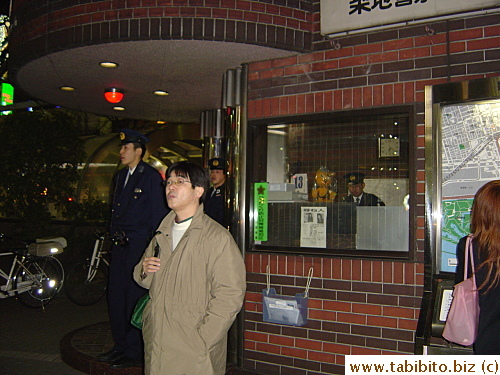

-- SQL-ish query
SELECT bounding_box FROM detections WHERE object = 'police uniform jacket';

[111,160,168,238]
[343,193,385,206]
[204,183,225,225]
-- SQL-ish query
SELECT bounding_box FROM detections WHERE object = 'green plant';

[62,198,111,225]
[0,109,85,233]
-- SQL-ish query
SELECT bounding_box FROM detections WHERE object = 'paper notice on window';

[300,207,327,248]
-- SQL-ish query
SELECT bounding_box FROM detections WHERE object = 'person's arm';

[372,193,385,206]
[109,171,121,234]
[197,236,246,350]
[133,239,156,289]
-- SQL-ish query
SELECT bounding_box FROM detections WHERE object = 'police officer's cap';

[208,158,225,170]
[119,129,150,145]
[343,172,366,185]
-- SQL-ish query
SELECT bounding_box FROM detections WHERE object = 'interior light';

[100,61,119,68]
[104,88,124,103]
[154,90,169,96]
[113,106,125,111]
[60,86,75,91]
[267,130,286,135]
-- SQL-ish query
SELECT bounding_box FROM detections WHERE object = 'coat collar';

[159,204,205,233]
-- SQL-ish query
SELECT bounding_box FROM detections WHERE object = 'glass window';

[250,108,414,258]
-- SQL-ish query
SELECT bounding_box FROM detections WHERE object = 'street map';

[440,100,500,272]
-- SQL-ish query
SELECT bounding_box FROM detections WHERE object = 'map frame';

[425,77,500,275]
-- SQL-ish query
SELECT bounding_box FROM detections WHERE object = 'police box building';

[4,0,500,373]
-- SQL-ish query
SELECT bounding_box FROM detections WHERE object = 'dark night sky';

[1,2,10,17]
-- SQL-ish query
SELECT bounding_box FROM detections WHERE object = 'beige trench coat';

[133,205,246,375]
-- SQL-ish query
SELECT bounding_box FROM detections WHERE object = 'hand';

[142,256,160,275]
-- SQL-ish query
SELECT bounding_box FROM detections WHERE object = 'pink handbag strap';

[464,235,476,285]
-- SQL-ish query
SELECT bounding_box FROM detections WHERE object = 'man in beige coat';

[134,161,246,375]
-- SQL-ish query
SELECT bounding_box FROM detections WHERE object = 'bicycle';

[0,233,66,308]
[65,231,111,306]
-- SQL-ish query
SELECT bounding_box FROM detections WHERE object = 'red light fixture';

[104,88,124,103]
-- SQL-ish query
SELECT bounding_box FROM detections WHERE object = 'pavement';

[0,291,257,375]
[0,292,109,375]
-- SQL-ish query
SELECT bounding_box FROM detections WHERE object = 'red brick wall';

[10,0,315,69]
[245,254,425,373]
[244,12,500,375]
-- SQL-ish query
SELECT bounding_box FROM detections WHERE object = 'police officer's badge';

[120,132,125,140]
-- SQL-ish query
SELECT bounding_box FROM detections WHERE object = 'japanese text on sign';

[321,0,498,36]
[254,182,268,242]
[349,0,427,15]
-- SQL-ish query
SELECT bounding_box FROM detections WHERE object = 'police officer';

[97,129,168,368]
[204,157,226,225]
[342,172,385,206]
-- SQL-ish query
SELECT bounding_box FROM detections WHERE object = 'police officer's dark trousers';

[107,234,149,360]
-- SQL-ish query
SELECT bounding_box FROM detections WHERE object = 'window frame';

[247,105,417,260]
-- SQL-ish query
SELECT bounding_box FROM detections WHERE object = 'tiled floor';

[1,293,260,375]
[62,320,260,374]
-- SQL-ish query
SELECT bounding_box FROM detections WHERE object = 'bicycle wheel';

[65,260,108,306]
[15,256,65,308]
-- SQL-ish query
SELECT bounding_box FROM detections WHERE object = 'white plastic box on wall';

[268,183,295,192]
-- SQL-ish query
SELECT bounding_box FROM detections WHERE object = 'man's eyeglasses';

[162,179,191,187]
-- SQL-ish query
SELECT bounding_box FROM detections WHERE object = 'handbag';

[131,238,160,330]
[131,292,150,329]
[442,235,480,346]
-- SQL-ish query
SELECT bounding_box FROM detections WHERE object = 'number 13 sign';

[292,174,308,194]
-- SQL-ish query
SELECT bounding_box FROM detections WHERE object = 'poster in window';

[300,207,327,248]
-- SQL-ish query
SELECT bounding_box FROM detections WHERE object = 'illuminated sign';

[1,82,13,115]
[254,182,268,242]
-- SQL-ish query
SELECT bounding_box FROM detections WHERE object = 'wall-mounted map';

[441,100,500,272]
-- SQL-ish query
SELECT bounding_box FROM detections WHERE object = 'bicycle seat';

[36,237,67,248]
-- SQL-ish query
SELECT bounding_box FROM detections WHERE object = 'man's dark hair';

[166,161,209,204]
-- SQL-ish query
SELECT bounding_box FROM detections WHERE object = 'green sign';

[1,82,13,115]
[254,182,268,241]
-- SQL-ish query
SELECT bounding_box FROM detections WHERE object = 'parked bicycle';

[65,231,111,306]
[0,233,66,308]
